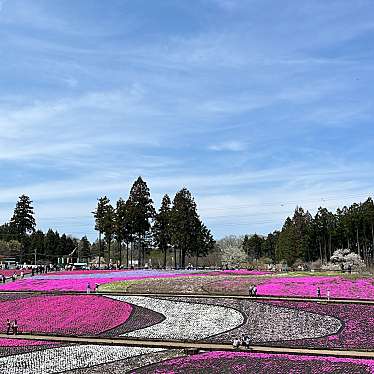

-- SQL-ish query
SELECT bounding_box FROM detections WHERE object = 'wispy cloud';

[0,0,373,239]
[208,141,247,152]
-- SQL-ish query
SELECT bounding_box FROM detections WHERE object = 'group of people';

[31,265,52,276]
[232,335,251,349]
[248,284,257,296]
[6,319,18,335]
[86,283,100,294]
[317,287,331,301]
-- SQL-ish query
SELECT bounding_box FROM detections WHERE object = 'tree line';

[241,197,374,266]
[0,195,90,263]
[93,176,215,268]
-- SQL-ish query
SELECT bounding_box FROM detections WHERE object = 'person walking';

[327,289,330,302]
[1,274,5,284]
[12,273,16,282]
[6,319,11,335]
[86,283,91,294]
[243,335,251,349]
[317,287,321,298]
[12,320,18,335]
[248,285,253,296]
[232,337,240,349]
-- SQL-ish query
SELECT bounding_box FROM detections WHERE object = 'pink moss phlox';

[0,295,132,335]
[0,269,31,278]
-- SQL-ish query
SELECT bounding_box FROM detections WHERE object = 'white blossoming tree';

[217,235,247,267]
[326,249,366,271]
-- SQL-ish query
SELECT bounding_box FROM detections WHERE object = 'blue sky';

[0,0,373,241]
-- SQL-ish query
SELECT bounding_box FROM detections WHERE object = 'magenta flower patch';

[0,295,132,335]
[207,275,374,300]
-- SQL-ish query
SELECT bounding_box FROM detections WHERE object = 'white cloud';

[208,141,247,152]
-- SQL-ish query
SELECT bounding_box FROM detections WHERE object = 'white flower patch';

[0,345,163,374]
[106,295,244,340]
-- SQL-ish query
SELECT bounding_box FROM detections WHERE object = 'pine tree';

[93,196,110,268]
[30,230,45,264]
[128,177,155,267]
[115,198,131,267]
[170,188,200,269]
[194,222,215,268]
[10,195,36,261]
[153,194,172,269]
[243,234,264,261]
[79,236,91,261]
[103,204,115,265]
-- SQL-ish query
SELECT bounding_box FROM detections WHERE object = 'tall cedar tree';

[79,236,91,261]
[103,203,115,264]
[153,194,172,269]
[30,230,44,264]
[170,188,200,269]
[115,198,131,267]
[128,177,155,267]
[93,196,110,267]
[242,234,264,261]
[194,222,215,268]
[10,195,36,260]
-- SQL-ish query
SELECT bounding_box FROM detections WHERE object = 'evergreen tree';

[79,236,91,261]
[30,230,45,264]
[194,222,215,268]
[128,177,155,267]
[170,188,200,268]
[44,229,60,263]
[93,196,110,267]
[153,194,172,269]
[114,198,132,267]
[10,195,36,261]
[103,203,115,265]
[261,231,279,261]
[276,217,296,265]
[242,234,264,261]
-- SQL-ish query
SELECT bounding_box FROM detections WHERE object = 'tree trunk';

[329,233,332,260]
[108,238,111,266]
[319,239,322,264]
[118,240,122,267]
[195,247,199,268]
[174,247,177,269]
[126,242,129,268]
[356,227,360,257]
[137,235,141,268]
[130,241,133,268]
[324,238,327,263]
[163,245,167,269]
[98,232,102,269]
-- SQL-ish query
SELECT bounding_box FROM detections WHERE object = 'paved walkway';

[0,290,373,305]
[0,333,373,359]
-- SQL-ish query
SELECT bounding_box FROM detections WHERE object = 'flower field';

[202,274,374,300]
[0,269,32,278]
[0,270,373,373]
[0,269,270,292]
[133,351,374,374]
[0,295,132,335]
